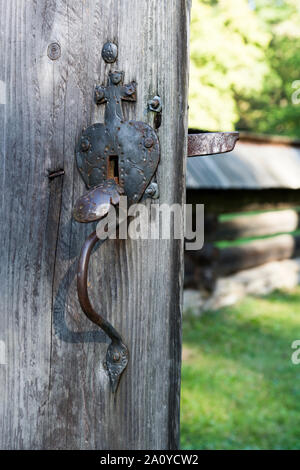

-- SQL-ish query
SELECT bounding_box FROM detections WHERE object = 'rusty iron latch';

[188,131,238,157]
[73,53,160,393]
[73,43,239,393]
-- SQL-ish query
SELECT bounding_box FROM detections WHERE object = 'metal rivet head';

[125,84,136,96]
[47,42,61,61]
[144,137,154,148]
[113,353,120,362]
[81,137,90,152]
[102,42,118,63]
[145,182,159,199]
[148,95,162,113]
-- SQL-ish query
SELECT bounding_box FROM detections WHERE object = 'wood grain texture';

[0,0,190,449]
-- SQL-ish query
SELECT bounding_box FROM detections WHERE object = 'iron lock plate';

[76,71,160,206]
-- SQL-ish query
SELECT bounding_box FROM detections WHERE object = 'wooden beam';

[185,234,300,285]
[0,0,191,450]
[213,209,299,241]
[218,234,300,276]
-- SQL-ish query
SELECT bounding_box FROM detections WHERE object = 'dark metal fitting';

[48,169,65,180]
[94,86,106,104]
[144,137,154,148]
[80,137,91,152]
[47,42,61,61]
[148,96,162,113]
[101,42,118,64]
[145,182,159,199]
[74,63,160,393]
[109,71,123,85]
[125,83,136,96]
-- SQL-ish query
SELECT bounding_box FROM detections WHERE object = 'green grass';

[180,288,300,450]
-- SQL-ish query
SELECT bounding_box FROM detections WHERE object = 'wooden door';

[0,0,191,449]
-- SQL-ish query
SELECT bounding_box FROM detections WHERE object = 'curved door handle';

[77,230,128,393]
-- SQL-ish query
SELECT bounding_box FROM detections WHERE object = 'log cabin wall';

[185,133,300,310]
[185,201,300,289]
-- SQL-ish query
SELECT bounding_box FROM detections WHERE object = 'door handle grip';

[77,230,128,393]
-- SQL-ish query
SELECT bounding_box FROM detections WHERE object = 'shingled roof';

[186,133,300,190]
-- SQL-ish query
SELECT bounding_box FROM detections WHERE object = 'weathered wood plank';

[0,0,191,450]
[185,234,300,288]
[0,0,63,448]
[218,234,300,276]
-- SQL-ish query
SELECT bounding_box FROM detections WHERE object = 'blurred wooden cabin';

[185,131,300,313]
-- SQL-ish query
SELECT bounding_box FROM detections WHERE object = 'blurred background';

[189,0,300,136]
[181,0,300,450]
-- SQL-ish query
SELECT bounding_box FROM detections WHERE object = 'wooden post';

[0,0,191,450]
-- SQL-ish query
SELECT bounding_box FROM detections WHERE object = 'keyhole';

[108,155,119,183]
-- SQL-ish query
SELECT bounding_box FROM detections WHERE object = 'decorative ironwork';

[73,60,160,393]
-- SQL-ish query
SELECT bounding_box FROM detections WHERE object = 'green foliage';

[181,288,300,449]
[189,0,300,137]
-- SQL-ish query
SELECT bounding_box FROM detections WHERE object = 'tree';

[189,0,300,138]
